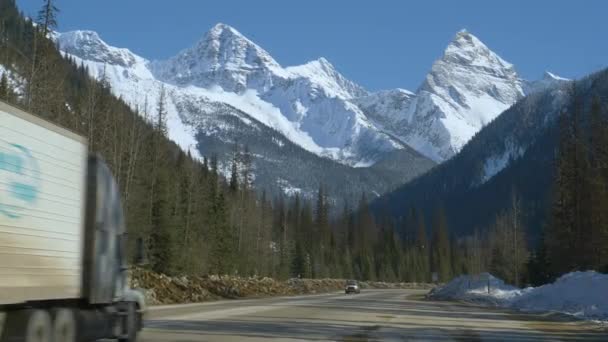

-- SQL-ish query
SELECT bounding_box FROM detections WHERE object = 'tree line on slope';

[0,0,445,282]
[6,0,605,286]
[540,87,608,279]
[452,85,608,286]
[391,82,608,287]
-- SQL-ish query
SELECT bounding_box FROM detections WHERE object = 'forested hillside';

[372,70,608,285]
[0,0,435,282]
[5,0,604,288]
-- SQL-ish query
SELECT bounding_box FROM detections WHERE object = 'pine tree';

[209,192,234,275]
[0,72,8,101]
[37,0,59,35]
[147,165,173,274]
[546,88,592,275]
[146,84,173,274]
[415,210,430,282]
[291,239,305,278]
[508,190,528,286]
[313,185,329,277]
[431,207,452,282]
[229,145,239,193]
[155,84,168,136]
[588,97,608,270]
[527,229,551,286]
[241,145,253,190]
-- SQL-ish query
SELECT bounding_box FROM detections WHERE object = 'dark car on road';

[345,280,361,294]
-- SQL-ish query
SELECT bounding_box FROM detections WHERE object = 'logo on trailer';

[0,143,40,218]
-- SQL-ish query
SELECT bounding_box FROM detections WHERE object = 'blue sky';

[17,0,608,91]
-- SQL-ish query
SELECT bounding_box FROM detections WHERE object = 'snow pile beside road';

[429,271,608,322]
[510,271,608,321]
[428,273,520,305]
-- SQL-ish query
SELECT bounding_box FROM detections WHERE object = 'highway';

[139,289,607,341]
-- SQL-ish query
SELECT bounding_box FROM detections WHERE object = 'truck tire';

[118,303,138,342]
[52,309,76,342]
[24,310,53,342]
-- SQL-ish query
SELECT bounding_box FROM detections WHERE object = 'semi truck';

[0,100,145,342]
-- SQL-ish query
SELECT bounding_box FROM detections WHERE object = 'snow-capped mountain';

[353,88,416,139]
[58,30,138,67]
[285,57,368,99]
[54,24,567,195]
[55,24,435,196]
[150,23,286,93]
[410,30,526,161]
[359,30,528,161]
[58,24,408,167]
[148,23,399,166]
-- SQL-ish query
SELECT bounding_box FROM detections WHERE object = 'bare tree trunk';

[512,191,520,287]
[27,29,39,111]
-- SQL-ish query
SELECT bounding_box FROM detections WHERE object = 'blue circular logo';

[0,143,41,219]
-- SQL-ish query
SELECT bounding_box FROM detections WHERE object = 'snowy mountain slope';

[371,67,585,240]
[357,30,527,162]
[353,88,416,138]
[55,23,567,195]
[54,26,434,196]
[59,30,138,67]
[58,30,202,159]
[524,71,571,94]
[147,23,399,167]
[285,57,368,99]
[149,23,288,93]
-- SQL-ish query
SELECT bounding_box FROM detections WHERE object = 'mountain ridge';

[54,24,568,196]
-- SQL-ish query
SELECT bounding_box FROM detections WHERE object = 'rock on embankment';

[129,267,434,305]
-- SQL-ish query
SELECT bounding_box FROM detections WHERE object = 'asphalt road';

[140,289,607,341]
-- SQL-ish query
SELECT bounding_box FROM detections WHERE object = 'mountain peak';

[313,57,332,66]
[56,30,137,67]
[210,22,238,33]
[152,23,286,91]
[301,57,336,73]
[206,22,248,42]
[442,30,514,74]
[286,57,367,99]
[411,30,525,161]
[58,30,104,49]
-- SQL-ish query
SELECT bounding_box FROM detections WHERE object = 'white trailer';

[0,100,145,342]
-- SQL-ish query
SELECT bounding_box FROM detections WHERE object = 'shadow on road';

[143,291,608,341]
[145,317,608,341]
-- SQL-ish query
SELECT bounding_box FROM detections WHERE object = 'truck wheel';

[24,310,53,342]
[118,303,138,342]
[52,309,76,342]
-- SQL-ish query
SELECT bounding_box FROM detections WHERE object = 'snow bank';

[429,273,520,305]
[429,271,608,322]
[510,272,608,321]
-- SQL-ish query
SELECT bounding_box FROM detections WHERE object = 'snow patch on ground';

[277,178,302,196]
[481,143,525,184]
[272,137,285,147]
[353,159,375,168]
[510,272,608,321]
[0,64,25,97]
[430,271,608,322]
